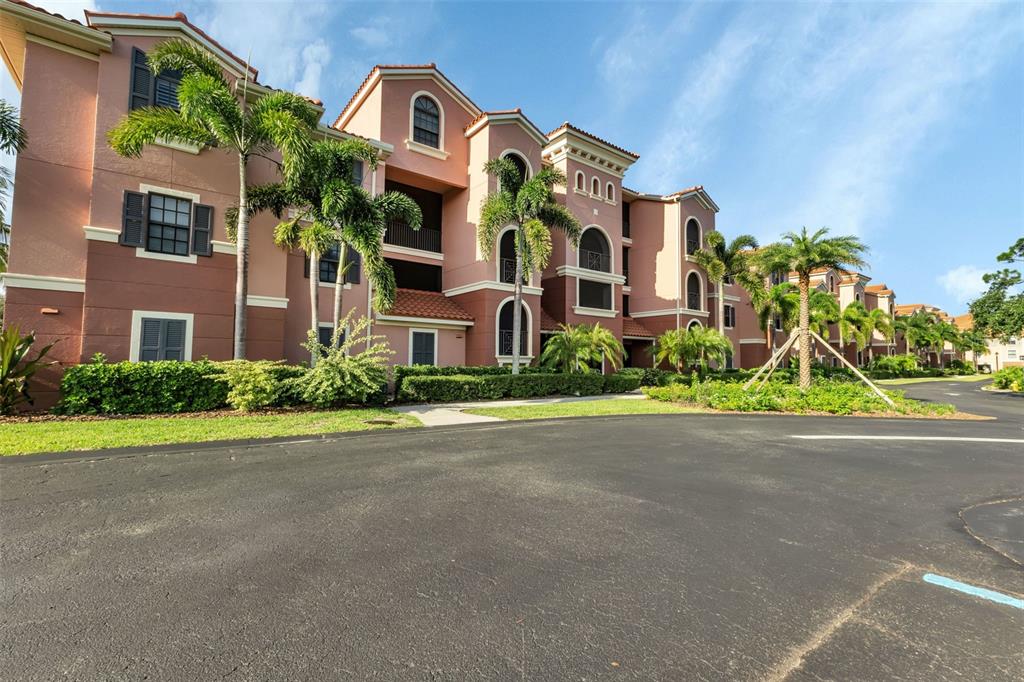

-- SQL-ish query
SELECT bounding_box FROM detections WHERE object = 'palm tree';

[934,320,961,369]
[808,289,839,360]
[107,39,319,359]
[861,307,894,364]
[897,310,939,365]
[755,282,800,351]
[655,326,733,374]
[540,322,624,373]
[243,138,421,355]
[838,301,870,364]
[957,329,988,371]
[757,228,867,389]
[477,158,582,374]
[693,232,759,334]
[1,99,28,275]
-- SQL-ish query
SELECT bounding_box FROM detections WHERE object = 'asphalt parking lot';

[2,381,1021,680]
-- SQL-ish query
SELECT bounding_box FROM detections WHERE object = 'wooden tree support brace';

[743,330,797,392]
[809,330,896,408]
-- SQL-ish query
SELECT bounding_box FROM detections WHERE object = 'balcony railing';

[580,248,611,273]
[686,239,700,255]
[498,329,528,356]
[500,257,517,284]
[384,220,441,253]
[687,292,701,310]
[623,265,629,285]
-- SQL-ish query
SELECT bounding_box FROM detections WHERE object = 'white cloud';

[185,0,338,100]
[629,19,762,191]
[27,0,96,23]
[938,265,988,305]
[350,25,390,50]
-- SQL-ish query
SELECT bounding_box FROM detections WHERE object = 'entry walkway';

[393,392,646,427]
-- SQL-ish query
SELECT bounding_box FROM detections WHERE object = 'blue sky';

[3,1,1022,315]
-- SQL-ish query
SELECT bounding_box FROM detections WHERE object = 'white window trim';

[135,248,197,264]
[573,305,618,318]
[574,170,586,192]
[687,319,703,330]
[724,304,735,329]
[685,270,705,312]
[499,149,534,179]
[576,224,615,273]
[590,177,601,197]
[605,182,615,204]
[684,215,702,256]
[129,310,194,362]
[495,296,533,360]
[136,184,202,263]
[407,90,447,157]
[408,328,439,366]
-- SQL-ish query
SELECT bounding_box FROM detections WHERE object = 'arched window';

[412,95,441,148]
[498,228,523,284]
[687,319,703,330]
[687,271,702,310]
[575,171,585,191]
[685,218,700,255]
[497,299,530,357]
[579,227,611,273]
[591,177,600,196]
[606,182,615,202]
[501,152,529,191]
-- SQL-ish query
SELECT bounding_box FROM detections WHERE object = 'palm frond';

[536,203,582,246]
[148,38,227,85]
[522,219,553,272]
[246,183,292,218]
[176,72,243,146]
[478,193,516,256]
[372,191,422,230]
[483,157,522,196]
[272,217,303,250]
[0,100,27,154]
[107,107,210,157]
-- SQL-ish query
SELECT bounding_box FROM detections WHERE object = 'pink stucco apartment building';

[0,2,791,406]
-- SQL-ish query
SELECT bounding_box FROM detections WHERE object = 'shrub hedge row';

[58,359,230,415]
[397,371,641,403]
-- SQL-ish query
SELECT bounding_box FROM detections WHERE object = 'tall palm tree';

[477,158,582,374]
[861,306,894,364]
[654,326,733,374]
[540,322,624,373]
[957,328,988,371]
[243,138,421,354]
[808,289,839,360]
[693,232,759,334]
[838,300,870,363]
[758,228,868,389]
[1,99,28,274]
[107,39,319,359]
[897,310,939,365]
[934,320,961,369]
[756,282,800,351]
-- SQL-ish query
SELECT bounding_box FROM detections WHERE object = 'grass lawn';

[464,398,702,420]
[876,375,990,386]
[0,408,420,456]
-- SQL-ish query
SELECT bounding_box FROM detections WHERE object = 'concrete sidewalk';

[393,392,646,426]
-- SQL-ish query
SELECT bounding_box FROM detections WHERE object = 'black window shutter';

[352,160,364,186]
[191,204,214,256]
[344,248,361,284]
[120,190,147,247]
[129,48,152,110]
[317,326,332,347]
[163,319,186,360]
[139,318,163,361]
[412,332,434,365]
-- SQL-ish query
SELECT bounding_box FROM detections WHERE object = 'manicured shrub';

[617,367,672,387]
[644,379,954,416]
[392,364,545,396]
[58,355,229,415]
[398,372,605,403]
[212,361,307,411]
[604,372,641,393]
[992,366,1023,391]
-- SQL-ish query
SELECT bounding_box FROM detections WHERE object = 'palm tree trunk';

[233,154,249,360]
[309,250,320,366]
[798,274,811,390]
[511,233,524,375]
[333,241,346,330]
[717,279,725,335]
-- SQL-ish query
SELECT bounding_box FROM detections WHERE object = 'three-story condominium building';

[1,2,758,405]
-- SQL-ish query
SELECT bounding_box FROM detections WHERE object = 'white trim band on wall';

[0,273,86,292]
[376,314,473,328]
[246,295,289,309]
[84,225,120,242]
[630,307,710,319]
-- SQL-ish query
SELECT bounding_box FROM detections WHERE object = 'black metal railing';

[500,257,517,284]
[686,239,700,255]
[498,329,528,356]
[580,248,611,273]
[687,292,701,310]
[384,220,442,253]
[623,265,629,285]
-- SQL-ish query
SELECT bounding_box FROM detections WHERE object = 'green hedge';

[398,373,606,403]
[603,372,642,393]
[645,379,954,416]
[392,364,546,396]
[58,359,229,415]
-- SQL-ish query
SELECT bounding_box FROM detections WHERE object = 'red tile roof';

[85,11,258,77]
[386,289,474,322]
[9,0,99,29]
[540,308,562,332]
[622,317,655,339]
[463,108,546,141]
[546,122,640,160]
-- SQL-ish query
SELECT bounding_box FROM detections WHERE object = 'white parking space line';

[923,573,1024,610]
[791,436,1024,444]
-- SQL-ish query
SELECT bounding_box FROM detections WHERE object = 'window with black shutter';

[191,204,213,256]
[129,48,181,112]
[147,193,192,256]
[352,160,364,186]
[120,190,211,257]
[411,330,436,365]
[139,318,187,361]
[120,190,147,246]
[316,325,346,349]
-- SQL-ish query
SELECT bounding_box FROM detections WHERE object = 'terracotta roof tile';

[622,317,655,339]
[387,289,474,322]
[85,11,258,77]
[463,108,545,141]
[546,122,640,160]
[9,0,99,29]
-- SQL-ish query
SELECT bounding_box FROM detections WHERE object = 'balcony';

[384,220,441,253]
[686,239,700,255]
[688,291,701,310]
[500,257,517,284]
[580,248,611,273]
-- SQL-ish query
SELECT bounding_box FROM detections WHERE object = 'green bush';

[212,361,307,411]
[298,315,391,408]
[604,372,642,393]
[0,325,56,414]
[945,359,974,375]
[644,379,954,416]
[398,372,605,403]
[992,366,1023,391]
[617,367,673,387]
[392,364,545,396]
[58,356,229,415]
